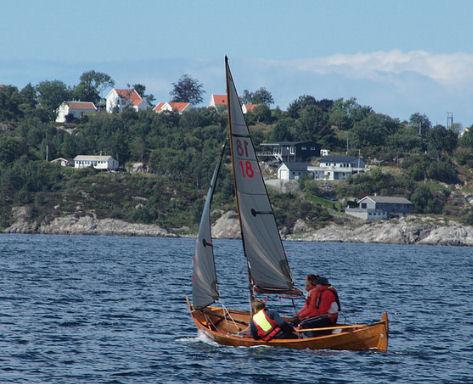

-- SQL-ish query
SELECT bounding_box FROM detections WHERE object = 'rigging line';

[220,301,240,330]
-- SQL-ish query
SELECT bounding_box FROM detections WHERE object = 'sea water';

[0,234,471,383]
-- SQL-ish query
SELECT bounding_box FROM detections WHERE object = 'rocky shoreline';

[3,207,473,246]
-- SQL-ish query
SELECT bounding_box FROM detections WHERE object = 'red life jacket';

[315,286,340,323]
[252,309,282,341]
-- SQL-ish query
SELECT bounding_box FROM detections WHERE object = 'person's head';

[305,274,318,291]
[251,299,266,313]
[305,274,330,290]
[313,275,330,287]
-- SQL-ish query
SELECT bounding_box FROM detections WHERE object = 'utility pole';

[447,112,453,130]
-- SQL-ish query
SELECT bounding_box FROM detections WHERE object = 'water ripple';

[0,234,471,383]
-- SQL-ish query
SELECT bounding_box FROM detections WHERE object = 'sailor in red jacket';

[293,274,340,335]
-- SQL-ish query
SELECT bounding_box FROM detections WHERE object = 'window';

[361,203,367,209]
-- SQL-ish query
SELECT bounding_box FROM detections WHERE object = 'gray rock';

[212,210,241,238]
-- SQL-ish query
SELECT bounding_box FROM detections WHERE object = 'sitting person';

[249,299,297,341]
[293,274,340,336]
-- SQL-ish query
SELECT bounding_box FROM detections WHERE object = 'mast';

[225,56,256,305]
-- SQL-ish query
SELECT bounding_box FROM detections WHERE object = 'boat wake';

[176,331,220,347]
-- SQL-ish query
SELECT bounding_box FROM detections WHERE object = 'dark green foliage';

[170,74,205,104]
[36,80,71,112]
[0,85,23,121]
[241,87,274,105]
[270,118,295,141]
[72,70,114,104]
[337,168,415,199]
[294,105,337,147]
[0,74,472,231]
[269,191,332,229]
[352,113,401,147]
[459,128,473,147]
[402,154,458,184]
[409,184,446,214]
[454,146,473,167]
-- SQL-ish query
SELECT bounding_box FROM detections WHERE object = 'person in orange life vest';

[292,274,340,335]
[249,299,297,341]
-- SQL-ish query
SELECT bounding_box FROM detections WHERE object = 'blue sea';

[0,234,471,383]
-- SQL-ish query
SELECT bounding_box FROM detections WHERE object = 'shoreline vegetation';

[1,72,473,246]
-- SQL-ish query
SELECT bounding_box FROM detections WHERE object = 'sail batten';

[192,145,226,309]
[225,58,297,295]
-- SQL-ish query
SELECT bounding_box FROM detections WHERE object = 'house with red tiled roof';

[242,103,258,114]
[153,101,191,114]
[209,94,228,108]
[209,94,256,114]
[55,101,97,123]
[105,88,148,113]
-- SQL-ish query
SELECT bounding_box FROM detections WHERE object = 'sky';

[1,0,473,126]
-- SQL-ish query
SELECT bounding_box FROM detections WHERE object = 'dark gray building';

[258,141,319,162]
[358,196,413,214]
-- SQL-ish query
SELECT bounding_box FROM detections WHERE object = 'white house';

[308,155,366,181]
[208,95,256,114]
[277,162,310,180]
[73,155,119,171]
[55,101,97,123]
[153,101,191,114]
[320,149,330,157]
[105,88,148,113]
[50,157,71,167]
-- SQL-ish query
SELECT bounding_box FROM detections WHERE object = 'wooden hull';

[189,305,389,352]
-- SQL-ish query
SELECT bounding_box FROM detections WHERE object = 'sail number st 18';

[236,139,255,178]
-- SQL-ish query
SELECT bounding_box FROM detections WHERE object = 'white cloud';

[267,50,473,86]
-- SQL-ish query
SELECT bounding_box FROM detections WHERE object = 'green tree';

[72,70,114,104]
[287,95,317,118]
[170,74,205,105]
[410,184,444,214]
[0,85,22,121]
[294,105,336,146]
[426,125,457,155]
[241,87,274,105]
[409,113,431,136]
[36,80,71,112]
[133,83,155,106]
[352,113,400,147]
[19,83,37,114]
[459,127,473,147]
[269,118,295,141]
[247,104,272,124]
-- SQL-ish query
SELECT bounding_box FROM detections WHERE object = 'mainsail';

[225,57,298,295]
[192,145,226,309]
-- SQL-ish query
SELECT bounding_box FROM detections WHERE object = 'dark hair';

[306,274,319,285]
[251,299,266,312]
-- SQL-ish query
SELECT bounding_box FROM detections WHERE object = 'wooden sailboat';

[188,57,389,352]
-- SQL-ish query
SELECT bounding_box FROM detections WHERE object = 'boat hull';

[189,305,389,352]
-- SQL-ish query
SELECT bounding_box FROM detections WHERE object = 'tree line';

[1,71,473,229]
